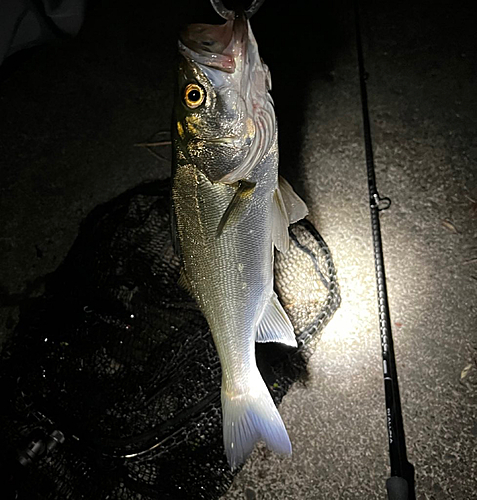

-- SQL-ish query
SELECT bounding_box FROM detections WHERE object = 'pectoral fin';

[278,176,308,224]
[217,180,256,237]
[256,292,297,347]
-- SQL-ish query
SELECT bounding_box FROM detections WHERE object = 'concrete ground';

[1,0,476,499]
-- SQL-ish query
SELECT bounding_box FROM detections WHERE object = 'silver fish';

[171,3,308,469]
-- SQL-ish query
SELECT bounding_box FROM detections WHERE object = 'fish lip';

[178,40,236,73]
[179,13,247,73]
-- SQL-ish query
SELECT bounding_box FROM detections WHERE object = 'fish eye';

[183,83,205,109]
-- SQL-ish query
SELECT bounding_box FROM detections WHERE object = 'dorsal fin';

[278,176,308,224]
[272,177,308,253]
[271,187,290,252]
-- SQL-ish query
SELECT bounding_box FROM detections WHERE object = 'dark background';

[1,0,476,498]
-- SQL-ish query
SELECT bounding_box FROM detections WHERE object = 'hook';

[210,0,266,20]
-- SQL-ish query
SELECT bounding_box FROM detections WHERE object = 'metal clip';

[371,192,392,211]
[210,0,266,20]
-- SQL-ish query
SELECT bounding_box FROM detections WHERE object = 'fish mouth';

[180,0,266,68]
[178,13,247,73]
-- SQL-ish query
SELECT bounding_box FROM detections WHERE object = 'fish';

[171,1,308,469]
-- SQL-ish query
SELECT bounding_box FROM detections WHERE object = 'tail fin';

[221,372,292,470]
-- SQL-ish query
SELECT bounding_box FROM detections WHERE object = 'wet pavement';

[1,0,476,498]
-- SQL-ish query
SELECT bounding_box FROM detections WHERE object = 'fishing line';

[353,2,416,499]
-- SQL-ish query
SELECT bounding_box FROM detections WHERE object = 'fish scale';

[172,7,308,469]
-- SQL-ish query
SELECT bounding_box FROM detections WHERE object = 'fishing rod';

[353,2,416,499]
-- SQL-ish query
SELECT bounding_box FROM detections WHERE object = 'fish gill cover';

[0,179,339,499]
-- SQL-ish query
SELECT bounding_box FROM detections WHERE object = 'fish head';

[173,12,275,184]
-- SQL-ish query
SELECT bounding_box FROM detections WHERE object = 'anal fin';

[256,293,297,347]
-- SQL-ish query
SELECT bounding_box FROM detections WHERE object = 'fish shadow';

[252,1,347,199]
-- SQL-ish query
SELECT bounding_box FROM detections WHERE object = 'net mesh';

[0,178,340,499]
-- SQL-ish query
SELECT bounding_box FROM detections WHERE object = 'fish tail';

[221,372,291,470]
